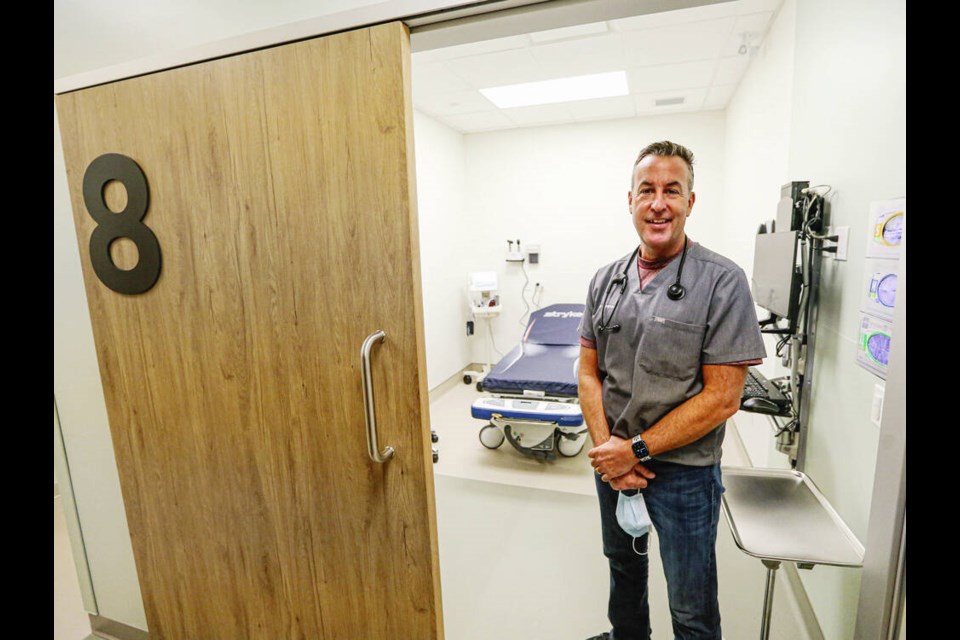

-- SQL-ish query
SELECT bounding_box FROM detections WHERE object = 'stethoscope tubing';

[597,237,688,334]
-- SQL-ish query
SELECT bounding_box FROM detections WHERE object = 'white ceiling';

[412,0,783,133]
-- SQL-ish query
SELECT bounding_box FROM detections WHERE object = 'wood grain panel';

[56,22,442,640]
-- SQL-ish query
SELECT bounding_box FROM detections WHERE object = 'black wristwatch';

[631,434,652,462]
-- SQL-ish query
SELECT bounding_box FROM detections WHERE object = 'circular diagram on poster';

[866,332,891,366]
[881,212,904,246]
[876,273,897,308]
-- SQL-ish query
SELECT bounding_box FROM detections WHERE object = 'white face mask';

[616,490,651,555]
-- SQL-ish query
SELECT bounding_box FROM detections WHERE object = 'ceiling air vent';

[655,96,685,107]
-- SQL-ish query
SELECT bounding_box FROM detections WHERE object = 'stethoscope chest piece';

[665,237,689,301]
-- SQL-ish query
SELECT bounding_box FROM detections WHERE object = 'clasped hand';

[588,436,656,490]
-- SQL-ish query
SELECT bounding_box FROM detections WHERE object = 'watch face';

[881,212,904,246]
[876,273,897,308]
[866,332,892,366]
[631,436,650,460]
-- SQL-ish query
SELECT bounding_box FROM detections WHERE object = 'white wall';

[787,0,905,637]
[720,0,795,279]
[53,109,148,628]
[460,111,727,364]
[723,0,906,637]
[722,0,796,470]
[413,110,473,389]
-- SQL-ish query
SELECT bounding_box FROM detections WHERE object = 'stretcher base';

[473,398,587,461]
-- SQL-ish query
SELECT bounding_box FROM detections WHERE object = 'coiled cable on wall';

[518,259,532,330]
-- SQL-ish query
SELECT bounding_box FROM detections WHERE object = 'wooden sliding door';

[56,22,442,639]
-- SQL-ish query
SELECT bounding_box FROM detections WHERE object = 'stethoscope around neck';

[597,236,689,334]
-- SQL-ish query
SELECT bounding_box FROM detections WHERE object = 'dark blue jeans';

[594,460,724,640]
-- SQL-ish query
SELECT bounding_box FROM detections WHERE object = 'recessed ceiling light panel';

[480,71,629,109]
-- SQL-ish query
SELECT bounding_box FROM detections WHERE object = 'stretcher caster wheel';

[479,424,505,449]
[557,434,585,457]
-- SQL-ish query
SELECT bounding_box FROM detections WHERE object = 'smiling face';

[628,155,695,261]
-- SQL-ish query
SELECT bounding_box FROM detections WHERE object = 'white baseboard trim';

[90,614,149,640]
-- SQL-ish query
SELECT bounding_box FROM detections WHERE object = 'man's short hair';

[632,140,695,193]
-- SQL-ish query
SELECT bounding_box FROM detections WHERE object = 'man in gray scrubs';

[580,141,765,640]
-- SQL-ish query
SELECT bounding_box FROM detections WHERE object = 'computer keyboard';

[740,367,793,416]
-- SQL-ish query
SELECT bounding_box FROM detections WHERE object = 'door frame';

[54,0,725,93]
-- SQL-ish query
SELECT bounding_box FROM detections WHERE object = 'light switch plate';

[871,382,885,427]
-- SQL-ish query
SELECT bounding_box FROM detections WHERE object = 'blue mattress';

[481,303,584,397]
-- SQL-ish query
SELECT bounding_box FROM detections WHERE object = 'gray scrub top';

[579,242,766,466]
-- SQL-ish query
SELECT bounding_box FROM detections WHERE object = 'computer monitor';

[776,181,809,231]
[751,230,801,330]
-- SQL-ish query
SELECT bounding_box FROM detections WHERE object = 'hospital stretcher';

[470,303,588,460]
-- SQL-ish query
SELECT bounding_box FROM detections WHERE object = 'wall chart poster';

[860,259,898,321]
[857,196,903,379]
[865,197,905,259]
[856,313,893,380]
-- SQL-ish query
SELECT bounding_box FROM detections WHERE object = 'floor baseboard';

[90,614,149,640]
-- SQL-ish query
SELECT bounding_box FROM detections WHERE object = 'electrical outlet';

[826,225,850,260]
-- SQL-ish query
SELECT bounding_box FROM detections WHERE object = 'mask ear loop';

[632,535,649,556]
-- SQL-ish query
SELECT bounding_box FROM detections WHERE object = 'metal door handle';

[360,330,395,463]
